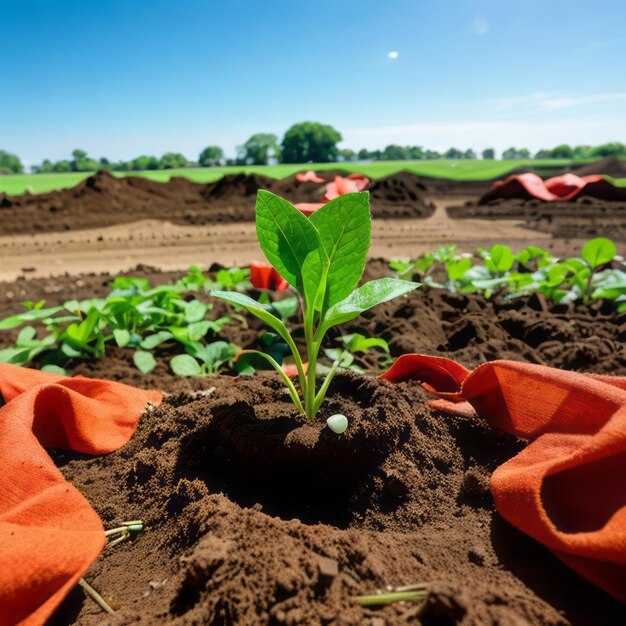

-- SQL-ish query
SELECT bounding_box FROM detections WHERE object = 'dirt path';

[0,199,554,282]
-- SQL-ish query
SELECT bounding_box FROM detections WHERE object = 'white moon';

[388,51,399,60]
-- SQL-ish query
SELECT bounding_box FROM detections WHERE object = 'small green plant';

[389,238,624,307]
[323,332,390,373]
[213,190,420,420]
[0,274,239,376]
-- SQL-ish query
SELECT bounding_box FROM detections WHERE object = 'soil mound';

[1,265,624,624]
[51,372,625,625]
[448,197,626,240]
[368,172,435,218]
[0,170,437,236]
[204,173,275,200]
[573,157,626,179]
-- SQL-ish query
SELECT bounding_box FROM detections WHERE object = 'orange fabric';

[381,354,626,603]
[250,261,289,291]
[323,174,370,201]
[295,170,324,184]
[482,172,625,203]
[0,363,162,625]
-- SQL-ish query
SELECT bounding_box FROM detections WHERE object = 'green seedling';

[323,332,390,373]
[213,190,420,420]
[0,271,236,376]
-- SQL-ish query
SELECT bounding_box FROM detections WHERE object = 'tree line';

[1,122,625,175]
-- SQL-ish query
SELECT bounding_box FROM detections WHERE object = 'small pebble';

[326,414,348,434]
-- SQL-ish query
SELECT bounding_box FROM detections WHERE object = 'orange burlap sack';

[0,363,161,625]
[382,355,626,604]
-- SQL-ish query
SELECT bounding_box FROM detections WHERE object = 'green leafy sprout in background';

[390,238,625,310]
[213,190,420,421]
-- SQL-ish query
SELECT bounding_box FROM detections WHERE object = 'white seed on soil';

[326,414,348,434]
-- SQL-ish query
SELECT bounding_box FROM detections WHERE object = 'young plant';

[323,333,390,373]
[213,190,420,420]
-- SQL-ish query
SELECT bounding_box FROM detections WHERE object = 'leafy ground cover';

[390,238,626,310]
[0,158,614,195]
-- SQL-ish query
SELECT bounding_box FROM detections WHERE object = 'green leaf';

[255,190,326,306]
[323,278,421,329]
[188,321,212,342]
[270,296,299,320]
[485,245,514,273]
[140,331,173,349]
[0,346,32,365]
[170,354,202,376]
[16,326,37,345]
[113,329,131,348]
[41,364,67,375]
[308,192,371,308]
[184,300,208,323]
[0,306,64,330]
[446,257,473,281]
[133,350,157,374]
[211,290,292,347]
[342,333,389,353]
[582,238,617,269]
[61,342,82,358]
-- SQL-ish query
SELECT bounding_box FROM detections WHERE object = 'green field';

[1,159,625,195]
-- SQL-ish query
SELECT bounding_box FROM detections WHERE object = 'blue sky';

[2,0,626,165]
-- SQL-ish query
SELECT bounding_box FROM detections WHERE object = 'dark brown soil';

[573,157,626,179]
[1,264,625,624]
[447,197,626,240]
[0,170,434,236]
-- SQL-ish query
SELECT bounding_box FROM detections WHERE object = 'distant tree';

[409,146,424,159]
[357,148,370,160]
[237,133,279,165]
[502,147,529,160]
[534,149,550,159]
[41,159,54,173]
[129,155,159,170]
[338,148,355,161]
[549,144,574,159]
[464,148,477,160]
[572,145,592,159]
[380,145,411,160]
[99,157,111,168]
[52,160,72,172]
[424,149,441,160]
[591,142,626,158]
[198,146,224,167]
[159,152,189,169]
[445,147,464,159]
[281,122,342,163]
[70,149,100,172]
[0,150,24,174]
[481,148,495,159]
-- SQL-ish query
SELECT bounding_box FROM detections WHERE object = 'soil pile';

[368,172,435,218]
[0,171,436,236]
[1,266,625,624]
[573,157,626,179]
[448,198,626,240]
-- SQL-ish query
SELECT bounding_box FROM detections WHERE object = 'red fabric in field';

[295,170,325,183]
[0,363,162,626]
[381,355,626,603]
[480,172,626,204]
[294,202,324,217]
[323,174,370,201]
[250,261,289,291]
